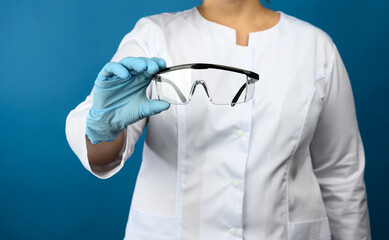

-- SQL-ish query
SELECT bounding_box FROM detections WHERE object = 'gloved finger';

[119,57,148,74]
[150,57,167,69]
[98,62,130,79]
[138,57,160,76]
[139,99,170,118]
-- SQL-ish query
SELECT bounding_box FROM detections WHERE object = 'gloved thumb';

[142,99,170,117]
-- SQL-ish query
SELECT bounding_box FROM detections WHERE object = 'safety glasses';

[151,63,260,106]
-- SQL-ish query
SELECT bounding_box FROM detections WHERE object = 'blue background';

[0,0,388,239]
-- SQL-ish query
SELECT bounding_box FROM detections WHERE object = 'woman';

[65,0,371,239]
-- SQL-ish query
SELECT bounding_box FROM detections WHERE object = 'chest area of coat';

[156,38,319,148]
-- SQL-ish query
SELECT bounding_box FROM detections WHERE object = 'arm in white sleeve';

[310,45,371,239]
[65,94,147,179]
[65,18,156,179]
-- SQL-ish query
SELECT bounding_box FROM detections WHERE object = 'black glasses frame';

[153,63,260,107]
[157,63,259,80]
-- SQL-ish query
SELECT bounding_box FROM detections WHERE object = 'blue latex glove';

[85,57,170,144]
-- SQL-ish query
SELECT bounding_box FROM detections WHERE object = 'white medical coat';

[65,7,371,240]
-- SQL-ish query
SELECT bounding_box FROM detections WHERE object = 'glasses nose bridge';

[190,79,211,100]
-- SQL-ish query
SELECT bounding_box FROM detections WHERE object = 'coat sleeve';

[65,18,156,179]
[310,44,371,239]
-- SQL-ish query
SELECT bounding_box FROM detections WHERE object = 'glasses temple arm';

[230,83,246,107]
[155,77,187,103]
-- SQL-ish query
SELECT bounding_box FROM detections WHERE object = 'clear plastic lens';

[154,69,192,104]
[192,69,247,105]
[153,68,255,105]
[246,77,256,101]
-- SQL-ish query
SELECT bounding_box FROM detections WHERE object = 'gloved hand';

[85,57,170,144]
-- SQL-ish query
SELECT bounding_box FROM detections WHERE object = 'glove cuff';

[85,109,124,144]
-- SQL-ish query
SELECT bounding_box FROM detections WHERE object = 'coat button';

[232,179,239,187]
[229,228,237,235]
[236,130,244,137]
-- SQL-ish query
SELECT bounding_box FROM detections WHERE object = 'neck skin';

[197,0,280,46]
